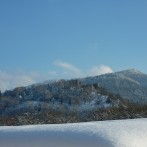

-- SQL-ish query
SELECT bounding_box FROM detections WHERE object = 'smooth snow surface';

[0,118,147,147]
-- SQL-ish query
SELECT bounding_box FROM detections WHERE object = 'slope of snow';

[0,118,147,147]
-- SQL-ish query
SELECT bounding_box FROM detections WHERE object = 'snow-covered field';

[0,118,147,147]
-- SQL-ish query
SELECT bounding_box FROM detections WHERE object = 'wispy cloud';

[0,71,41,92]
[88,65,113,76]
[53,60,113,78]
[54,60,82,77]
[0,62,113,92]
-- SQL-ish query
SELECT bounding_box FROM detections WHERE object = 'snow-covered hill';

[81,69,147,103]
[0,79,126,117]
[0,118,147,147]
[1,69,147,125]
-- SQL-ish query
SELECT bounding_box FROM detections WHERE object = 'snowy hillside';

[0,118,147,147]
[1,69,147,125]
[81,69,147,103]
[0,79,128,125]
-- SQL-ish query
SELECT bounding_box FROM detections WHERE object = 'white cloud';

[53,60,113,78]
[88,65,113,76]
[54,60,82,77]
[0,71,40,92]
[0,63,113,92]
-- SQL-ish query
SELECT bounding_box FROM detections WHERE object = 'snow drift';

[0,118,147,147]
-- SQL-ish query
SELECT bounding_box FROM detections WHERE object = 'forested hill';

[0,69,147,125]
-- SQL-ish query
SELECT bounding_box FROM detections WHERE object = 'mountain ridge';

[81,69,147,103]
[0,69,147,125]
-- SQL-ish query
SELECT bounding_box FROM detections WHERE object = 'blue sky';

[0,0,147,91]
